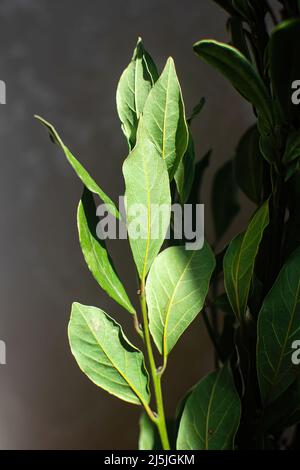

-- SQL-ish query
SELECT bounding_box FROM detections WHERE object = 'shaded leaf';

[234,125,263,203]
[177,363,241,450]
[142,57,188,178]
[193,40,273,126]
[224,201,269,321]
[77,187,135,314]
[218,314,236,362]
[187,150,211,205]
[257,247,300,406]
[228,16,251,60]
[147,244,215,357]
[174,131,195,204]
[283,130,300,165]
[212,0,238,16]
[116,37,158,149]
[187,97,205,124]
[138,412,160,450]
[262,379,300,432]
[138,413,176,450]
[35,115,119,218]
[213,292,234,315]
[68,303,150,405]
[232,0,268,20]
[122,133,171,280]
[212,160,240,240]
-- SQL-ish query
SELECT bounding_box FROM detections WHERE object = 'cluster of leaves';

[36,0,300,450]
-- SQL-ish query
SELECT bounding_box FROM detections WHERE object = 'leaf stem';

[133,312,144,339]
[140,280,170,450]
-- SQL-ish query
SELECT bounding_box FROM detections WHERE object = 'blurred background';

[0,0,255,449]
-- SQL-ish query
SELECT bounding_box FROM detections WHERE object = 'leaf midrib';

[79,306,148,407]
[80,202,133,312]
[163,251,196,358]
[162,62,172,161]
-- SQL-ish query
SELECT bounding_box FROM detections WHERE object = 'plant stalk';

[140,281,170,450]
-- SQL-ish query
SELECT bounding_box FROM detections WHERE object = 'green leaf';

[122,132,171,280]
[193,40,273,126]
[232,0,250,17]
[146,244,215,357]
[35,115,119,218]
[234,125,263,203]
[224,201,269,321]
[227,16,251,61]
[257,112,276,164]
[138,412,160,450]
[283,130,300,165]
[212,160,240,241]
[187,150,211,204]
[142,57,189,179]
[232,0,268,21]
[269,19,300,126]
[212,0,237,15]
[187,97,205,124]
[174,131,195,204]
[68,302,150,406]
[285,159,300,182]
[77,187,135,314]
[116,37,158,149]
[262,379,300,432]
[257,247,300,406]
[176,363,241,450]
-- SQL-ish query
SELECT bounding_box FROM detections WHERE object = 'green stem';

[140,281,170,450]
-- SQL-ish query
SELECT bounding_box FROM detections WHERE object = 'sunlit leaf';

[68,303,150,405]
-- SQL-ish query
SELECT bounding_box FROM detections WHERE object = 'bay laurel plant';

[35,0,300,450]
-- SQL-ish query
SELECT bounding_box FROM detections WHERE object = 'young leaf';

[68,302,150,406]
[122,133,171,280]
[234,125,263,203]
[116,37,158,149]
[257,247,300,406]
[269,19,300,126]
[142,57,189,179]
[193,40,273,126]
[212,160,240,241]
[177,364,241,450]
[146,244,215,357]
[224,201,269,321]
[77,187,135,314]
[35,115,119,218]
[174,131,195,204]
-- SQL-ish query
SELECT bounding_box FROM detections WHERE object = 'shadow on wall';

[0,0,254,449]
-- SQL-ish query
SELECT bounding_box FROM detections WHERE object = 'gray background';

[0,0,254,449]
